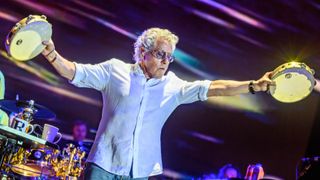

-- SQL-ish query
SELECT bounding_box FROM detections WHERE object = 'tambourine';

[5,15,52,61]
[269,62,315,103]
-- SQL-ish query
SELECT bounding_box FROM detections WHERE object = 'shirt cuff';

[199,80,212,101]
[69,62,84,85]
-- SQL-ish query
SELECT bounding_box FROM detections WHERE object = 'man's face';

[141,39,173,79]
[73,124,87,141]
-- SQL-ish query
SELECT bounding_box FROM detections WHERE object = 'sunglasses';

[150,49,175,63]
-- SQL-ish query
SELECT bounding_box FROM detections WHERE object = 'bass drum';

[5,15,52,61]
[269,62,315,103]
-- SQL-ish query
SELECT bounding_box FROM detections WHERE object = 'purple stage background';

[1,1,320,179]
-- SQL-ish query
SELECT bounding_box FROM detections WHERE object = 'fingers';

[42,39,54,47]
[264,71,273,79]
[262,80,275,92]
[269,81,276,86]
[262,85,268,92]
[260,80,275,90]
[262,71,275,86]
[264,78,274,85]
[42,39,55,56]
[254,71,276,92]
[42,40,49,46]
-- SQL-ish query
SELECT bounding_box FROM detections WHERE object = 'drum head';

[8,20,52,61]
[270,71,313,103]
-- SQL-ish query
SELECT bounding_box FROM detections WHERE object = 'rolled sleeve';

[198,80,211,101]
[70,62,85,85]
[177,80,212,105]
[69,60,113,91]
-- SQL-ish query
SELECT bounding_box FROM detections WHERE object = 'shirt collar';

[131,63,166,86]
[132,62,144,76]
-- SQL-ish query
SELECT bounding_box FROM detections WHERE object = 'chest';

[108,73,178,110]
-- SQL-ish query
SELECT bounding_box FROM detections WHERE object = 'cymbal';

[0,100,56,121]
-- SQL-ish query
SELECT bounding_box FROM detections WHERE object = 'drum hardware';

[0,135,19,176]
[0,97,63,179]
[0,126,86,179]
[0,99,56,141]
[53,144,86,179]
[0,123,59,179]
[10,147,56,178]
[20,100,36,122]
[0,100,56,121]
[269,62,315,103]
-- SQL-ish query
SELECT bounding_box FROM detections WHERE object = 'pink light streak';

[12,0,86,29]
[0,11,19,22]
[96,18,138,40]
[62,5,137,40]
[70,0,115,18]
[234,33,269,49]
[185,7,236,30]
[197,0,268,30]
[187,131,224,144]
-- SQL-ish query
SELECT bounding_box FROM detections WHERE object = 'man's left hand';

[253,72,275,92]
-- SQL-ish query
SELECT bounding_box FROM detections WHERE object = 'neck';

[139,62,151,80]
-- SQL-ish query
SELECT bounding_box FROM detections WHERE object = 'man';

[59,120,92,157]
[42,28,273,179]
[70,120,93,157]
[72,120,88,142]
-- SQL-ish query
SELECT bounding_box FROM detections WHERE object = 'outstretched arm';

[207,72,274,97]
[42,40,76,80]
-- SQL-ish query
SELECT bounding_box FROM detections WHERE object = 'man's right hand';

[42,40,56,62]
[41,40,76,80]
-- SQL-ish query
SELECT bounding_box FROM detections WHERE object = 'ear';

[140,47,146,59]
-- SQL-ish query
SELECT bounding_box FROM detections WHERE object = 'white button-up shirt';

[71,58,211,178]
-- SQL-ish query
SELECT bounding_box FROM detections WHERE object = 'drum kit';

[0,99,86,179]
[1,14,318,179]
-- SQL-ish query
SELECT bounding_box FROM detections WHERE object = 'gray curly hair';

[133,28,179,62]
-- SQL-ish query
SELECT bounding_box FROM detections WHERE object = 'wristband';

[249,81,255,94]
[49,55,57,63]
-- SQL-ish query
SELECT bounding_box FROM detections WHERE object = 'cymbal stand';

[0,134,18,176]
[21,100,37,122]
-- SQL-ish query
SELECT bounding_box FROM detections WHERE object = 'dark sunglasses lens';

[153,50,174,62]
[156,51,165,59]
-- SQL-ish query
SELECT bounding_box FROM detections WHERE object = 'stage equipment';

[5,15,52,61]
[269,62,315,103]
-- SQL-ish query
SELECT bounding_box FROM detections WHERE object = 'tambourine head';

[5,15,52,61]
[269,62,315,103]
